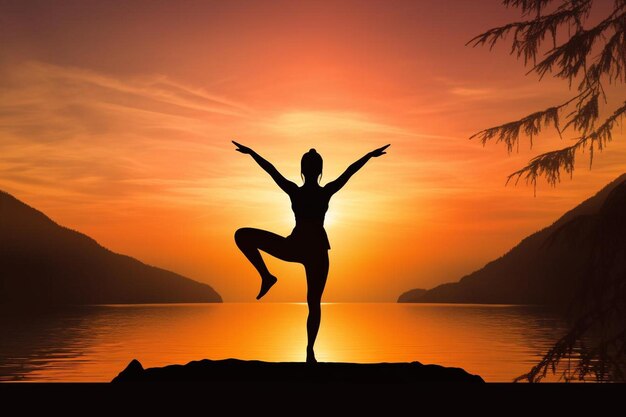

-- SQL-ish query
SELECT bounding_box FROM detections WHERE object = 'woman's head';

[301,149,323,183]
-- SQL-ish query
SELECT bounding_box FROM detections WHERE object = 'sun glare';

[324,209,336,228]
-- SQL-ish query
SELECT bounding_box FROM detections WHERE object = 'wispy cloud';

[449,87,494,97]
[0,61,255,204]
[264,110,419,138]
[5,61,250,116]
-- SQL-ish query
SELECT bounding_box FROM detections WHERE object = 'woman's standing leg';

[304,252,329,363]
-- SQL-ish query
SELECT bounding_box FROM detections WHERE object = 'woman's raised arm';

[324,144,389,196]
[233,141,297,195]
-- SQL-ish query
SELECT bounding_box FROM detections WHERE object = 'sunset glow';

[2,0,625,302]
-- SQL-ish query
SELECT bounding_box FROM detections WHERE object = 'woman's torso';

[289,185,331,250]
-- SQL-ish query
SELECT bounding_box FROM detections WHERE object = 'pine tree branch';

[531,10,626,83]
[506,101,626,188]
[507,144,577,188]
[468,92,591,151]
[591,18,626,83]
[467,1,592,65]
[504,0,555,17]
[469,1,625,190]
[470,106,561,152]
[562,90,599,133]
[515,265,626,382]
[585,100,626,152]
[514,309,593,382]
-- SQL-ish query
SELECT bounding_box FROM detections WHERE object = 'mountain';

[398,173,626,305]
[0,190,222,304]
[397,288,427,303]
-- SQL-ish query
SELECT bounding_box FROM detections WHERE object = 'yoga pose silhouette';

[233,141,389,363]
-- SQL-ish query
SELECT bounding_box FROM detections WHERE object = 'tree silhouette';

[469,0,626,188]
[469,0,626,382]
[515,179,626,382]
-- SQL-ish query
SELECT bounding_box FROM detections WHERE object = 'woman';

[233,141,389,363]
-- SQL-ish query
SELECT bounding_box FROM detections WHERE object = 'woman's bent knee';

[234,227,252,245]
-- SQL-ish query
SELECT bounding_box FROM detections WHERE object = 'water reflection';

[0,303,568,382]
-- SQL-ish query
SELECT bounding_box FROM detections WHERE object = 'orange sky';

[1,0,625,301]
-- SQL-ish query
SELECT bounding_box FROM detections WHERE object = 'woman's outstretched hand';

[232,140,253,155]
[369,144,390,158]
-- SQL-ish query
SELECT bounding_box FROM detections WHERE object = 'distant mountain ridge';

[398,173,626,305]
[0,190,221,304]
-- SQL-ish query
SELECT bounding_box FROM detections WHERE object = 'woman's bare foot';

[306,347,317,364]
[256,275,277,300]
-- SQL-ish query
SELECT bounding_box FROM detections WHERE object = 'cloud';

[449,87,494,97]
[265,110,419,138]
[4,61,249,115]
[0,61,257,204]
[0,61,436,231]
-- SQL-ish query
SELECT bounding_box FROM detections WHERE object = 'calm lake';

[0,303,569,382]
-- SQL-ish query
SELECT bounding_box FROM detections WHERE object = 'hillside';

[398,174,626,305]
[0,191,222,304]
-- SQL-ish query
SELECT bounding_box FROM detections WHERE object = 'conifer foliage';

[469,0,626,188]
[470,0,626,382]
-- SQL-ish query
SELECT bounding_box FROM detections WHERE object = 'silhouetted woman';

[233,141,389,363]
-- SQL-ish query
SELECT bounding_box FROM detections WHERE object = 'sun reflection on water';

[0,303,568,382]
